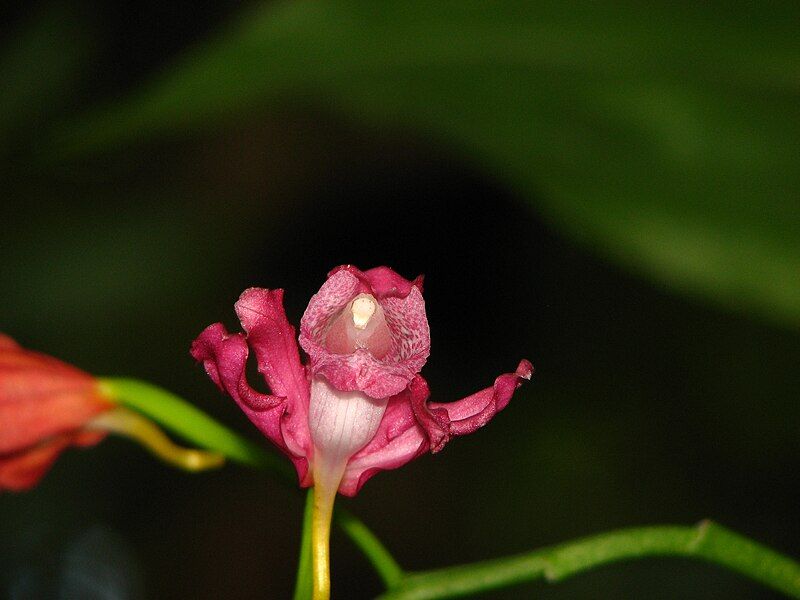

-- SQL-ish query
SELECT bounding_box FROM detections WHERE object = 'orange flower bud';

[0,334,113,490]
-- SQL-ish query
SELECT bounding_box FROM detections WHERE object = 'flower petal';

[339,377,430,496]
[235,288,309,405]
[413,360,533,453]
[324,266,429,368]
[235,288,312,462]
[190,323,311,483]
[0,334,19,350]
[380,289,430,374]
[313,351,420,400]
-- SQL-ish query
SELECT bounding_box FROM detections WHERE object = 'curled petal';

[413,360,533,453]
[191,323,278,413]
[340,377,431,496]
[190,323,311,483]
[235,288,312,462]
[408,377,450,452]
[235,288,309,406]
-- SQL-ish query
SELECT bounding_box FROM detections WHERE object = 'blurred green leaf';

[52,1,800,327]
[0,3,95,156]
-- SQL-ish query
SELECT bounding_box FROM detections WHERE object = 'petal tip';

[516,359,534,380]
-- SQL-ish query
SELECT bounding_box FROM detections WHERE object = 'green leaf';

[380,521,800,599]
[51,1,800,328]
[0,3,95,155]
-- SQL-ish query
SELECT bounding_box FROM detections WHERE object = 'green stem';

[293,488,315,600]
[335,507,403,589]
[379,521,800,599]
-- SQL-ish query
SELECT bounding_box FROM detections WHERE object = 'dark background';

[1,2,798,598]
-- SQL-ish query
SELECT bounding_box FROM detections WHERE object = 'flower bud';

[0,335,113,490]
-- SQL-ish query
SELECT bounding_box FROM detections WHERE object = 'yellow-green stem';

[88,407,225,472]
[311,461,346,600]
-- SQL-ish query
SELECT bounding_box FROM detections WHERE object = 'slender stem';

[311,483,336,599]
[311,459,346,600]
[335,507,403,588]
[379,521,800,599]
[88,407,224,471]
[293,488,315,600]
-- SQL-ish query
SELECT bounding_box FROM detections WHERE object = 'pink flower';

[192,265,532,598]
[191,265,532,496]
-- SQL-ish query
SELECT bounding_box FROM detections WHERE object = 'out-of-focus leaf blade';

[0,3,95,154]
[51,1,800,327]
